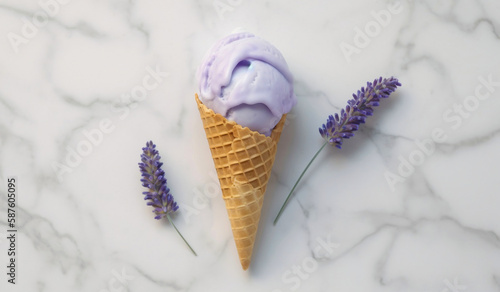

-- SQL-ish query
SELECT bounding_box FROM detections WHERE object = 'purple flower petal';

[139,141,179,219]
[319,77,401,147]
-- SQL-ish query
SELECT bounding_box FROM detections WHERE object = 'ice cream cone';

[195,94,286,270]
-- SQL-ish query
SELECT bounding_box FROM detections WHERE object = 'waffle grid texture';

[195,94,286,270]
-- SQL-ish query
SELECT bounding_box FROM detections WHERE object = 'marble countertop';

[1,0,500,291]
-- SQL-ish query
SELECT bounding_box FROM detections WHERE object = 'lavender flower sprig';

[139,141,197,256]
[273,77,401,225]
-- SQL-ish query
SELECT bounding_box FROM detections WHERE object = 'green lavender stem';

[273,141,328,225]
[167,213,197,256]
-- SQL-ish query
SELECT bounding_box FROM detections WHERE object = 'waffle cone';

[195,94,286,270]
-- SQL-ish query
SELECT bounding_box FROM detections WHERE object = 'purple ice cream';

[197,32,296,136]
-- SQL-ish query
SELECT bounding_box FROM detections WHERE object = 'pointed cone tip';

[241,259,250,270]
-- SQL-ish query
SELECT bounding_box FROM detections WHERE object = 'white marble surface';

[1,0,500,291]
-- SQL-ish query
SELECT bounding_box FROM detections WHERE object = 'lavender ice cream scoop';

[197,32,296,136]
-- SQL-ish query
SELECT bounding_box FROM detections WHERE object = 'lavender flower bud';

[319,77,401,149]
[138,141,179,219]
